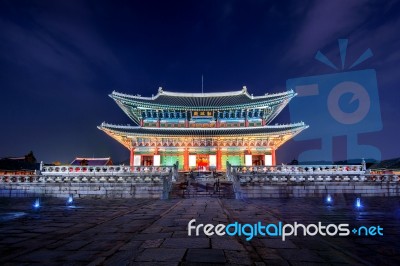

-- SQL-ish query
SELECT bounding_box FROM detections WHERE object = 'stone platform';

[2,180,400,200]
[0,196,399,265]
[0,182,166,199]
[236,182,400,198]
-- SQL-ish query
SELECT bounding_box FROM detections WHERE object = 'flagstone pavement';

[0,196,399,265]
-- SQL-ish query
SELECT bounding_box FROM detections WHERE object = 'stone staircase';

[169,172,234,199]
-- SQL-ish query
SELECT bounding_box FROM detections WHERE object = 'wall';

[0,182,165,199]
[236,182,400,198]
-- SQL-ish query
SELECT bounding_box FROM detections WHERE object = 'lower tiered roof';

[99,122,308,137]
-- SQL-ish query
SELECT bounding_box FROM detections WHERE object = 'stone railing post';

[161,162,177,200]
[226,162,242,199]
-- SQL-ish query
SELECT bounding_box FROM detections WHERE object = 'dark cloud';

[283,0,370,65]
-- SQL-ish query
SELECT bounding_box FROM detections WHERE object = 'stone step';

[169,183,235,199]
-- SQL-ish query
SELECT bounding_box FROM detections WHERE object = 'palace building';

[98,87,308,171]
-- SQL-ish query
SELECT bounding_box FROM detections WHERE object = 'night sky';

[0,0,399,164]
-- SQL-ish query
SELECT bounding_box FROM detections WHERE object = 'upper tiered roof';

[110,87,295,110]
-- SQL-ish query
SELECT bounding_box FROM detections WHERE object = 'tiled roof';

[99,123,308,137]
[70,157,112,166]
[110,88,295,109]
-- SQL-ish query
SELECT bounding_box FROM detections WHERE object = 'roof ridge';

[74,157,111,160]
[159,88,246,98]
[251,89,295,99]
[111,88,295,101]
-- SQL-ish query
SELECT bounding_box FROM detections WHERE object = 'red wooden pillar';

[216,148,222,171]
[129,148,135,170]
[183,147,189,171]
[271,149,276,166]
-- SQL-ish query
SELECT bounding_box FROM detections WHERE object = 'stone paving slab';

[162,238,210,248]
[135,248,186,262]
[0,197,399,265]
[211,238,246,250]
[186,249,226,263]
[261,238,297,249]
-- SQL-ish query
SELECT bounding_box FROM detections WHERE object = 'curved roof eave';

[110,90,296,110]
[99,122,308,138]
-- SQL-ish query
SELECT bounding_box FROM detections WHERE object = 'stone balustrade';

[232,164,365,175]
[0,174,170,184]
[225,163,400,198]
[226,164,400,184]
[3,173,398,185]
[41,165,174,175]
[0,173,174,199]
[0,163,179,199]
[235,173,399,184]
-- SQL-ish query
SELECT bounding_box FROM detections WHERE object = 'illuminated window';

[153,155,161,166]
[189,155,196,167]
[209,155,216,167]
[265,155,272,166]
[245,155,252,166]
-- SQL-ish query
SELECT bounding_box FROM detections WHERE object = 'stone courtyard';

[0,196,399,265]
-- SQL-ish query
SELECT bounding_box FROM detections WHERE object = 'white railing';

[40,165,174,175]
[0,174,170,183]
[231,165,365,174]
[226,162,242,199]
[1,163,179,191]
[1,173,398,184]
[233,174,399,184]
[225,164,399,183]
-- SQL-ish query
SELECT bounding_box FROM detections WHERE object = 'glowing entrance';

[196,155,209,170]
